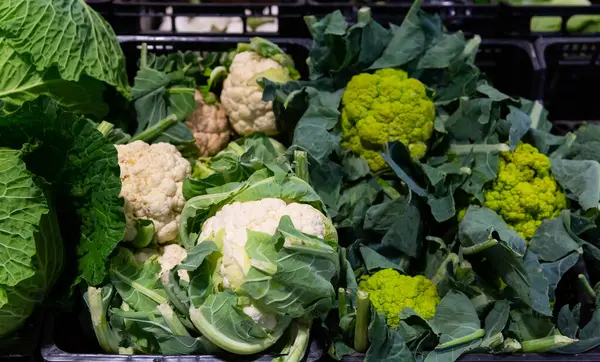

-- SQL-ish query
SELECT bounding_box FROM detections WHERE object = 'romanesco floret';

[358,269,440,328]
[484,143,568,240]
[340,68,436,171]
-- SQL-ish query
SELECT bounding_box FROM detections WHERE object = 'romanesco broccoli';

[340,68,436,171]
[484,143,568,240]
[358,269,440,328]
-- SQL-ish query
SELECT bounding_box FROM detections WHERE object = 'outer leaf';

[429,290,480,339]
[0,98,125,286]
[241,217,338,317]
[0,149,47,287]
[0,41,107,118]
[109,249,167,311]
[366,312,414,362]
[0,0,129,97]
[506,106,532,151]
[529,217,581,262]
[541,252,580,301]
[483,300,510,338]
[189,291,290,355]
[551,159,600,211]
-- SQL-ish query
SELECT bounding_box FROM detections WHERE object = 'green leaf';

[366,312,414,362]
[551,159,600,211]
[569,123,600,162]
[359,245,404,272]
[484,300,510,338]
[0,98,125,286]
[241,216,339,317]
[557,304,580,339]
[0,40,107,118]
[429,290,480,339]
[529,217,581,262]
[0,0,129,97]
[189,291,290,355]
[418,33,466,70]
[557,310,600,354]
[458,206,526,254]
[506,106,532,151]
[369,0,425,69]
[109,249,167,311]
[0,149,47,288]
[541,252,580,301]
[508,309,554,341]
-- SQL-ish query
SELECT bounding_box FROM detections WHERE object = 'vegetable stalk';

[294,150,310,183]
[130,114,178,143]
[157,303,190,337]
[435,329,486,350]
[338,288,348,319]
[87,287,120,354]
[460,239,499,255]
[273,319,313,362]
[481,332,504,350]
[354,290,370,353]
[521,335,578,353]
[578,274,596,301]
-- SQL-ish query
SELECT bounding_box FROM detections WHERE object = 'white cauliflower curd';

[197,198,331,291]
[220,51,289,136]
[116,141,191,244]
[185,90,230,157]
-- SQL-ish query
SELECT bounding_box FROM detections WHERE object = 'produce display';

[0,0,599,361]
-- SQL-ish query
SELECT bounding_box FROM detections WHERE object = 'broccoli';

[340,68,436,171]
[484,143,568,240]
[358,268,440,328]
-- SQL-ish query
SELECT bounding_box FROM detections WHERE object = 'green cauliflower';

[484,143,568,240]
[341,68,436,171]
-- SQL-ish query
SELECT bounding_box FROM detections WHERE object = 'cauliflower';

[359,268,440,328]
[116,141,191,244]
[185,90,231,157]
[484,143,568,240]
[341,68,436,171]
[220,38,298,136]
[157,244,190,283]
[198,198,336,290]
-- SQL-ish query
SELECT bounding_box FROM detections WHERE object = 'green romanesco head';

[358,268,440,328]
[484,142,568,240]
[340,68,436,172]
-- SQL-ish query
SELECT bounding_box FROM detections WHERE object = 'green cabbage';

[0,98,125,336]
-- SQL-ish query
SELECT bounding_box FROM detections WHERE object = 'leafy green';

[551,159,600,210]
[0,0,129,117]
[0,98,125,286]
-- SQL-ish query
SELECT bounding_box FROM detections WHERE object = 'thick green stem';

[304,16,318,37]
[294,151,310,184]
[97,121,114,137]
[131,219,155,248]
[521,335,578,353]
[140,43,148,68]
[435,329,485,350]
[354,290,370,353]
[461,239,498,255]
[130,114,177,143]
[157,303,190,337]
[578,274,596,300]
[87,287,120,354]
[273,319,313,362]
[448,143,509,155]
[357,7,372,24]
[481,332,504,350]
[501,338,522,353]
[338,288,348,319]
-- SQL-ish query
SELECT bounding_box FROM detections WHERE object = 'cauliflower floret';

[116,141,191,243]
[185,90,231,157]
[157,244,190,283]
[484,143,568,240]
[197,198,328,291]
[220,51,288,136]
[359,269,440,328]
[341,68,436,171]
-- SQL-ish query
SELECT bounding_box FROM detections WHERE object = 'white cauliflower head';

[185,90,231,157]
[157,244,189,283]
[116,141,191,244]
[220,51,291,136]
[197,198,333,291]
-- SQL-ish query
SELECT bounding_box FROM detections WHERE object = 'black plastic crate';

[40,310,325,362]
[335,350,600,361]
[536,37,600,122]
[500,2,600,38]
[477,39,540,99]
[305,0,503,37]
[110,0,308,37]
[0,312,44,362]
